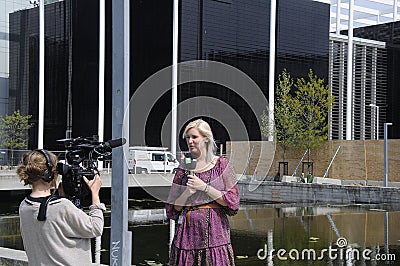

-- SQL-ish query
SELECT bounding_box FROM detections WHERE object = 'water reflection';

[1,204,400,265]
[231,204,400,265]
[0,215,23,250]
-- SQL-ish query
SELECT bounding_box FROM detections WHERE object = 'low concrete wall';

[0,247,108,266]
[0,247,27,266]
[238,180,400,204]
[128,209,166,225]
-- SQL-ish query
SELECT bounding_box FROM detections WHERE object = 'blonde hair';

[16,150,58,186]
[183,119,217,163]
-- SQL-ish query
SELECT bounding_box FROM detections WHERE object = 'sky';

[314,0,400,31]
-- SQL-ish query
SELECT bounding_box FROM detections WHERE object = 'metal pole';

[323,146,341,178]
[292,150,308,176]
[96,0,105,247]
[377,106,380,140]
[336,0,341,35]
[38,0,45,149]
[98,0,105,171]
[369,104,379,140]
[95,237,101,264]
[243,145,255,176]
[384,123,392,187]
[170,0,179,249]
[268,0,277,142]
[171,0,178,157]
[110,0,132,264]
[384,212,389,255]
[394,0,398,21]
[267,230,273,265]
[371,48,377,138]
[326,214,341,238]
[346,0,354,140]
[164,151,167,174]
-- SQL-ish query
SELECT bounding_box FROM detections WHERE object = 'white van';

[127,146,179,174]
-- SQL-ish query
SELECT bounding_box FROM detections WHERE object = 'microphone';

[184,152,197,175]
[104,138,126,148]
[95,138,126,152]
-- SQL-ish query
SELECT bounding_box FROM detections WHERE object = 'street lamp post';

[384,123,392,187]
[0,151,5,167]
[369,104,379,140]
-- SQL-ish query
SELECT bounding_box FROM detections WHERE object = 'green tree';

[261,69,299,162]
[0,110,34,165]
[292,69,334,163]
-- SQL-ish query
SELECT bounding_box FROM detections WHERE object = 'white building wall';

[329,34,387,140]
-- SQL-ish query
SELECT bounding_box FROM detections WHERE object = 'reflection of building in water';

[229,206,400,247]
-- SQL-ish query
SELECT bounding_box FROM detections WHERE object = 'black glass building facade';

[352,22,400,138]
[131,0,173,147]
[69,0,113,142]
[9,0,330,150]
[9,1,69,150]
[174,0,329,149]
[276,0,329,78]
[9,0,112,150]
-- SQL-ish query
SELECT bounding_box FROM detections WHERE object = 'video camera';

[56,136,126,208]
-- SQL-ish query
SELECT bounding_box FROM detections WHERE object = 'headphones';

[34,149,54,183]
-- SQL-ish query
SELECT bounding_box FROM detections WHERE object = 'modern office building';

[9,0,70,150]
[327,0,400,140]
[352,21,400,139]
[0,0,33,114]
[328,35,387,140]
[9,0,330,151]
[0,0,32,156]
[9,0,110,150]
[327,21,400,140]
[174,0,329,149]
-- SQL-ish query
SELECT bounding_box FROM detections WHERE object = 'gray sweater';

[19,196,104,266]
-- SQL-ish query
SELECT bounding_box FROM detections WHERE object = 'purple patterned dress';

[166,157,240,266]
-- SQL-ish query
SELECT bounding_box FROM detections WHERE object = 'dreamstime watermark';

[257,237,396,262]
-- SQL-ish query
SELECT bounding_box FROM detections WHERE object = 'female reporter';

[16,149,105,265]
[166,119,240,265]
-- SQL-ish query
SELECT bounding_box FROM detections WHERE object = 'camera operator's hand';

[83,174,102,205]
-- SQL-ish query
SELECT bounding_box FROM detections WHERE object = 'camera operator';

[16,149,105,265]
